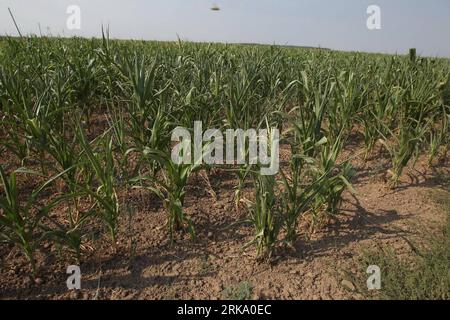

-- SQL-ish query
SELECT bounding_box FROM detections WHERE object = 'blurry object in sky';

[211,3,220,11]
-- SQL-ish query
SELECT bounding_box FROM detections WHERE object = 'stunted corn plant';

[379,119,429,188]
[106,102,132,182]
[284,72,335,158]
[310,135,355,231]
[361,58,401,158]
[0,166,71,275]
[330,70,368,139]
[134,148,200,243]
[378,61,441,187]
[0,68,29,161]
[122,54,172,153]
[68,50,101,123]
[244,173,281,259]
[76,125,120,245]
[41,125,87,261]
[427,106,449,165]
[279,146,328,244]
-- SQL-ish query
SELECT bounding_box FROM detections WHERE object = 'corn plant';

[361,78,400,156]
[378,64,440,187]
[310,136,355,230]
[0,68,51,163]
[379,119,429,188]
[330,70,368,139]
[243,173,281,259]
[122,54,172,153]
[134,149,200,243]
[76,125,120,245]
[279,148,327,244]
[427,107,449,165]
[0,166,71,275]
[105,101,133,183]
[284,72,335,158]
[0,69,29,161]
[41,209,90,263]
[68,51,101,123]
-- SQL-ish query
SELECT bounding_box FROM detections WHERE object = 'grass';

[221,281,254,300]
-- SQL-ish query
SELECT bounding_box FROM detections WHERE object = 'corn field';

[0,34,449,289]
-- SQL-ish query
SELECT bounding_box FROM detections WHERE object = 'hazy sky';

[1,0,449,57]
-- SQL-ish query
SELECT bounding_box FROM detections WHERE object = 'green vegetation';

[222,281,253,300]
[0,34,448,275]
